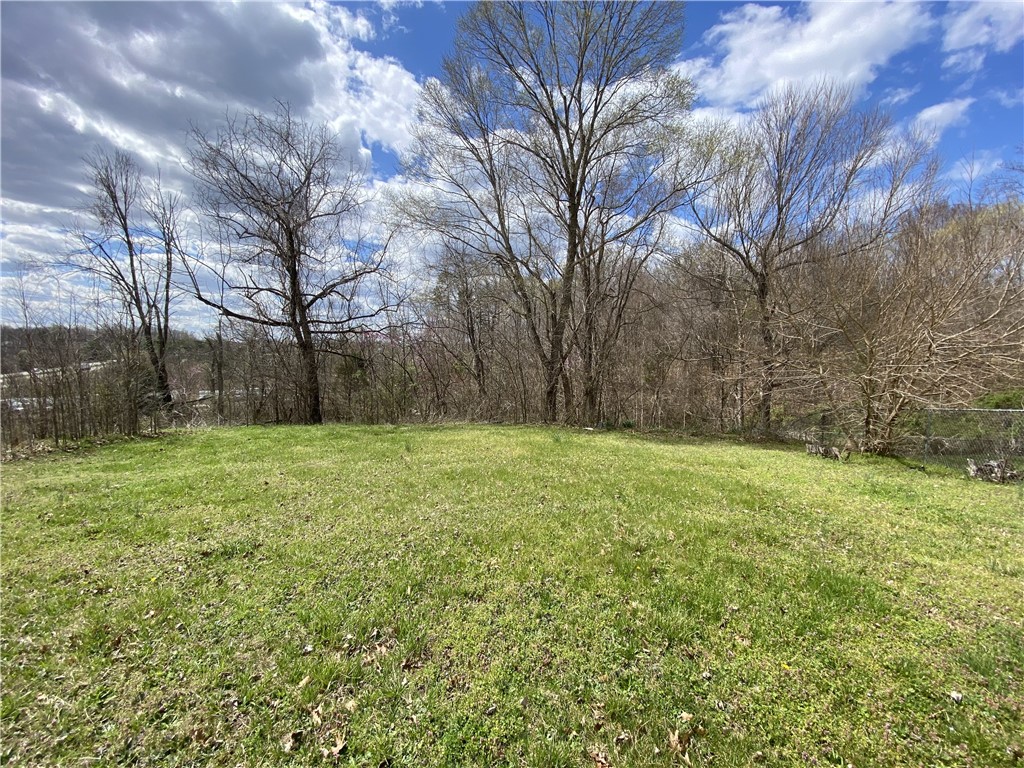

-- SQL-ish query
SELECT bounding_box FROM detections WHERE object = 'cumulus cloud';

[913,97,974,142]
[681,1,934,109]
[0,1,422,326]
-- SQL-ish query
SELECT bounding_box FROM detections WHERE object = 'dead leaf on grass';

[362,640,393,666]
[401,655,426,671]
[297,675,311,690]
[668,729,684,754]
[668,726,704,764]
[320,732,347,759]
[587,745,612,767]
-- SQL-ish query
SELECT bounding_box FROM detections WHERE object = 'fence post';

[924,409,932,460]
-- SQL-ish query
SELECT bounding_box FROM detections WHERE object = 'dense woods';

[3,1,1022,455]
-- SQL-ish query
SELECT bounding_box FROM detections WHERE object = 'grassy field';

[1,425,1021,767]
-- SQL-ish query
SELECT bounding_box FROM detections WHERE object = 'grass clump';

[2,425,1021,766]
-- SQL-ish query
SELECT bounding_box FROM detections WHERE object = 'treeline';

[4,185,1021,455]
[3,2,1022,456]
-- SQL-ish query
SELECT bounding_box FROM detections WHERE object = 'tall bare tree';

[71,149,178,407]
[185,103,394,424]
[403,0,697,422]
[423,242,497,407]
[688,81,934,433]
[794,197,1024,452]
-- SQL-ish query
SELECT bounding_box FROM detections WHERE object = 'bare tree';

[986,146,1024,202]
[688,80,934,433]
[795,197,1024,452]
[403,1,697,422]
[70,148,179,407]
[661,242,757,432]
[422,242,497,408]
[185,103,395,424]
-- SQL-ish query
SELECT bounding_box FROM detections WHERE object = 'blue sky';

[358,0,1024,182]
[2,0,1022,324]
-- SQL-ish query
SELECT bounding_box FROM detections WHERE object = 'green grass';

[2,425,1022,767]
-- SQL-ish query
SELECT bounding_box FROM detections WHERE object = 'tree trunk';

[583,377,600,425]
[544,198,582,424]
[755,274,775,435]
[287,247,324,425]
[543,354,560,423]
[462,291,488,401]
[139,322,173,407]
[580,253,599,425]
[297,339,323,425]
[561,368,575,425]
[208,330,226,421]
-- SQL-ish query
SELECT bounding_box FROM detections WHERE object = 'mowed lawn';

[1,426,1021,767]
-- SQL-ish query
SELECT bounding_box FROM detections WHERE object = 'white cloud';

[283,0,375,42]
[1,2,426,329]
[942,1,1024,71]
[992,87,1024,109]
[687,105,752,131]
[945,150,1005,186]
[913,97,975,142]
[281,0,422,155]
[295,7,422,154]
[942,48,987,74]
[943,1,1024,52]
[682,1,934,109]
[880,86,920,108]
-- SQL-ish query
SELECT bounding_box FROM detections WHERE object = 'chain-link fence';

[777,407,1023,481]
[906,408,1024,475]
